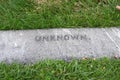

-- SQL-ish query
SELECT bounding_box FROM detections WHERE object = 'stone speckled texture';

[0,28,120,63]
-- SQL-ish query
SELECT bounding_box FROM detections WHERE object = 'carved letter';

[64,35,69,40]
[42,36,49,41]
[71,35,79,40]
[57,35,63,41]
[35,36,41,41]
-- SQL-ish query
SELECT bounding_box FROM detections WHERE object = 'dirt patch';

[34,0,63,12]
[35,0,47,4]
[35,0,62,5]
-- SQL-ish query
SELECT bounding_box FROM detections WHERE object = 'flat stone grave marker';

[0,28,120,63]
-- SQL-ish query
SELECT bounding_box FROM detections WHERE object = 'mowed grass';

[0,58,120,80]
[1,1,120,79]
[0,0,120,30]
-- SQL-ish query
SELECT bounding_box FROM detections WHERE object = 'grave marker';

[0,28,120,63]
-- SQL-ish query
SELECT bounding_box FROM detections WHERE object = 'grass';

[0,58,120,80]
[0,0,120,30]
[0,0,120,79]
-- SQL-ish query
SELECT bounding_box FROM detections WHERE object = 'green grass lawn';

[0,58,120,80]
[1,0,120,79]
[0,0,120,30]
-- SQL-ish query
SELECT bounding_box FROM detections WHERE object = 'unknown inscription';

[35,34,89,42]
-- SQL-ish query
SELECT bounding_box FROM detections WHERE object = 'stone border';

[0,28,120,63]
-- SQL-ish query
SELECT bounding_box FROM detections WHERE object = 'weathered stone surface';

[0,28,120,63]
